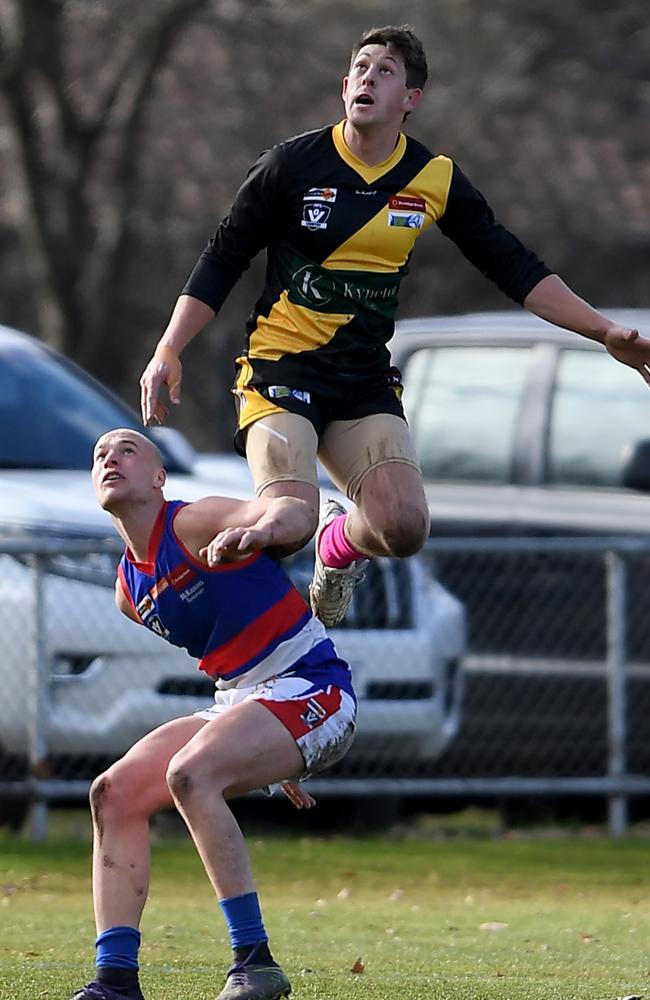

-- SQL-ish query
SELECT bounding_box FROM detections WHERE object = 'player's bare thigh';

[101,715,209,815]
[318,413,422,501]
[168,699,306,798]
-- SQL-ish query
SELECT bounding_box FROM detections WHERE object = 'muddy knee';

[89,772,111,824]
[90,764,149,824]
[89,771,132,830]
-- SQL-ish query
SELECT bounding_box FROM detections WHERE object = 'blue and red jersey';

[117,500,353,693]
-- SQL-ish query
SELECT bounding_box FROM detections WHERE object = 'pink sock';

[319,514,366,568]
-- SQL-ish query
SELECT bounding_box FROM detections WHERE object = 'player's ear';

[155,467,166,488]
[403,87,423,115]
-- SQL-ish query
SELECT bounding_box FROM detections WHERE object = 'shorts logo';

[300,697,328,728]
[268,385,311,404]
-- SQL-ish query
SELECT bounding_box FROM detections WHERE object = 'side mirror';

[621,439,650,491]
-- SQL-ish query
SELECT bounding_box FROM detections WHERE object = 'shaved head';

[93,428,163,466]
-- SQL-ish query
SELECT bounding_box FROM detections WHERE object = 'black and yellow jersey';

[184,120,550,393]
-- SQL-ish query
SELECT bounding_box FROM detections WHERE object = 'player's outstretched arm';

[524,275,650,385]
[198,496,316,565]
[140,295,216,425]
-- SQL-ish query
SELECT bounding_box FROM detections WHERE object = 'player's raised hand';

[281,781,316,809]
[140,346,182,426]
[604,325,650,386]
[199,524,272,565]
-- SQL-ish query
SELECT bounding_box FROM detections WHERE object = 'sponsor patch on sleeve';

[388,211,425,228]
[389,195,426,211]
[387,196,426,229]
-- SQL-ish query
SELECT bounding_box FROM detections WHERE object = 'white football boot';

[308,498,369,627]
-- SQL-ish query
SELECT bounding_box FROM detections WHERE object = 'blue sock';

[219,892,268,948]
[95,925,141,970]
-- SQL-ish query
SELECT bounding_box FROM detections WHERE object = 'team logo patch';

[147,614,170,640]
[302,203,331,231]
[304,187,337,202]
[300,697,328,728]
[268,385,311,404]
[301,188,337,231]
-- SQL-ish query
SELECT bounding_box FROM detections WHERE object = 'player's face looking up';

[342,44,422,129]
[91,429,165,512]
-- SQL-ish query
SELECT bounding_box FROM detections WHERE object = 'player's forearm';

[156,294,216,355]
[523,274,614,345]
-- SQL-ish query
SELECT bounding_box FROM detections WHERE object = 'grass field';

[0,810,648,1000]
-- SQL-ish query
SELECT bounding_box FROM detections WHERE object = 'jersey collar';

[332,119,406,184]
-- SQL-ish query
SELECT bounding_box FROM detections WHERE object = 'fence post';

[26,554,49,840]
[605,550,628,837]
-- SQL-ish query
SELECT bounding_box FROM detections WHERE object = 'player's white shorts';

[195,671,356,777]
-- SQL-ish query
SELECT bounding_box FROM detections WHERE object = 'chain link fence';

[1,536,650,838]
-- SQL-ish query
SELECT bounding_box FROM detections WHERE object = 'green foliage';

[0,825,648,999]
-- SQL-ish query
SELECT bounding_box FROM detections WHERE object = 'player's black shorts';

[232,366,406,456]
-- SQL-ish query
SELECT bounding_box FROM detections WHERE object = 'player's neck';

[112,497,164,563]
[343,120,401,166]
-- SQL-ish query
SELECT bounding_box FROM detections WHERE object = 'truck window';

[548,350,650,487]
[402,346,530,482]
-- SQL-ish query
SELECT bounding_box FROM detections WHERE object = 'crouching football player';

[72,429,356,1000]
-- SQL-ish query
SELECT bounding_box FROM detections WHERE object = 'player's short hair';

[352,25,428,90]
